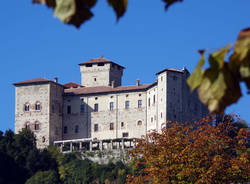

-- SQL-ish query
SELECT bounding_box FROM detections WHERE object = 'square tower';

[79,57,124,87]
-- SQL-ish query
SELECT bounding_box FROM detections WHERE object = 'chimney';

[111,81,115,88]
[155,78,158,83]
[54,77,58,83]
[136,79,140,86]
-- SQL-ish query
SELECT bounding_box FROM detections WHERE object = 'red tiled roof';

[13,78,52,86]
[64,82,83,89]
[79,57,125,69]
[64,83,155,95]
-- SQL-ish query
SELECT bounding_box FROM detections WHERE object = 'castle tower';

[79,57,124,87]
[14,78,64,148]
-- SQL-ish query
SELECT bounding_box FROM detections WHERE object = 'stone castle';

[14,57,208,149]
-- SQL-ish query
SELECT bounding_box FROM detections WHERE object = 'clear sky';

[0,0,249,131]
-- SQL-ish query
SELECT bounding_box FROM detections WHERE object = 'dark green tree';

[25,170,60,184]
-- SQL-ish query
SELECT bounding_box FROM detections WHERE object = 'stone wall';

[80,63,123,87]
[15,84,50,148]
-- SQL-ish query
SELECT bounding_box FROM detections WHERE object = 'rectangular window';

[67,105,71,114]
[138,100,142,108]
[25,104,29,112]
[122,132,129,138]
[80,104,85,113]
[110,123,114,130]
[34,124,39,130]
[75,125,79,133]
[121,122,124,127]
[94,124,98,132]
[110,102,114,111]
[64,126,68,134]
[153,95,156,104]
[94,103,98,112]
[35,104,40,111]
[148,98,150,107]
[125,101,129,109]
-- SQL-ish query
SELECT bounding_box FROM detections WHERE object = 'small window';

[25,123,30,130]
[80,104,85,113]
[94,124,98,132]
[138,100,142,108]
[98,63,104,66]
[95,97,98,100]
[35,103,40,111]
[86,64,92,67]
[25,104,29,112]
[161,76,163,81]
[122,132,129,138]
[110,102,114,111]
[94,78,97,81]
[161,112,163,118]
[75,125,79,133]
[139,94,141,96]
[151,117,153,122]
[67,105,71,114]
[34,123,39,130]
[52,104,55,113]
[148,98,150,107]
[121,122,124,127]
[42,136,45,143]
[153,95,156,104]
[94,103,98,112]
[125,101,130,109]
[64,126,68,134]
[137,120,142,125]
[110,123,114,130]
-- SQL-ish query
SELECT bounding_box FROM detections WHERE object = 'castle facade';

[14,57,208,148]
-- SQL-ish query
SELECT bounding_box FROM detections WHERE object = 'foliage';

[0,128,130,184]
[25,170,60,184]
[188,28,250,114]
[127,117,250,184]
[32,0,183,28]
[0,129,58,183]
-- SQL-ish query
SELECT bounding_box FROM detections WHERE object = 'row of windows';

[25,122,40,130]
[67,100,143,114]
[93,120,143,132]
[64,125,79,134]
[24,102,41,112]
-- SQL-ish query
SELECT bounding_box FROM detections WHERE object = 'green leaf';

[187,52,205,91]
[209,44,231,70]
[107,0,128,20]
[54,0,97,28]
[162,0,183,10]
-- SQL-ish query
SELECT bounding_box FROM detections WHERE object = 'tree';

[127,117,249,184]
[25,170,60,184]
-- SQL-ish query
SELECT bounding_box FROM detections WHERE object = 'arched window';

[25,122,30,129]
[24,103,30,112]
[35,102,41,111]
[137,120,142,126]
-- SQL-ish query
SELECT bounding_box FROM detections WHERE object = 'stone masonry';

[14,57,208,149]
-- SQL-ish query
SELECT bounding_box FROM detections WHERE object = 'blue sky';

[0,0,249,131]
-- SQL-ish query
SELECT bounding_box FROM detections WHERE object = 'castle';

[14,57,208,149]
